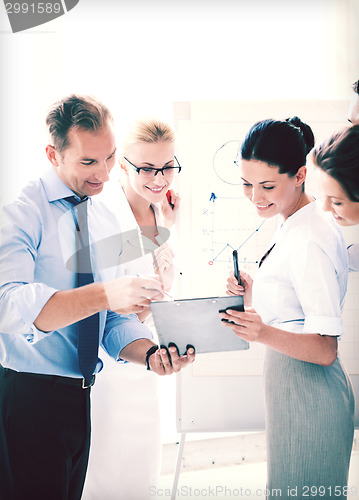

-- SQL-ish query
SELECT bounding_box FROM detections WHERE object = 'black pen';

[232,250,243,287]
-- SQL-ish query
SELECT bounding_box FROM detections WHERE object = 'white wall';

[1,0,358,203]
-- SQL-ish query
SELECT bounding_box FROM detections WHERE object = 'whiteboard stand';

[170,365,267,499]
[171,432,186,500]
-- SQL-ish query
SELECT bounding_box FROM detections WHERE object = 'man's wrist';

[145,345,159,371]
[84,282,110,312]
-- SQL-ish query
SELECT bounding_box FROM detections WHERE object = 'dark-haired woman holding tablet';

[223,117,354,499]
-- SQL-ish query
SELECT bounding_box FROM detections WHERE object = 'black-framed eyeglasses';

[123,156,182,177]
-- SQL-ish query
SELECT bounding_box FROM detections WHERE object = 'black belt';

[0,366,95,389]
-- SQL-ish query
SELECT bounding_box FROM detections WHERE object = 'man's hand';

[148,344,195,375]
[103,275,164,314]
[120,339,195,375]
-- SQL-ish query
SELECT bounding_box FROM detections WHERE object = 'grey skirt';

[264,348,355,500]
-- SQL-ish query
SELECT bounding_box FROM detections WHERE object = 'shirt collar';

[40,167,92,205]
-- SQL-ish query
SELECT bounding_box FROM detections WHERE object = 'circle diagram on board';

[213,140,242,185]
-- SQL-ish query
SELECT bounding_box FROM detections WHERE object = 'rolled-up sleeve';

[0,202,59,342]
[290,239,345,337]
[303,315,343,337]
[0,282,57,342]
[102,311,154,361]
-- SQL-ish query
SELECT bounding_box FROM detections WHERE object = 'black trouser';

[0,366,91,500]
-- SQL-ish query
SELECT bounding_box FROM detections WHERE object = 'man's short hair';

[46,94,113,153]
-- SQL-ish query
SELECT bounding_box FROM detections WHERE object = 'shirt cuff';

[304,315,344,337]
[103,312,154,361]
[25,323,55,344]
[0,283,58,343]
[20,284,58,343]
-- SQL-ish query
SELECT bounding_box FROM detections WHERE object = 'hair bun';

[286,116,314,155]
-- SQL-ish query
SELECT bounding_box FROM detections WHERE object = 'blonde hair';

[122,118,175,154]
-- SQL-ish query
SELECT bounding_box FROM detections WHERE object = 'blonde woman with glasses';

[83,119,184,500]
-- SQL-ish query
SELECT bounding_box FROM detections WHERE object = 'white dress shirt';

[253,201,348,336]
[348,244,359,272]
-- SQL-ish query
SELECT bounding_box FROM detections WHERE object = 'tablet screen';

[150,296,249,355]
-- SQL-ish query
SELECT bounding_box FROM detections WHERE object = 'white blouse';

[99,178,169,277]
[348,244,359,272]
[98,179,173,332]
[84,179,169,499]
[252,201,348,336]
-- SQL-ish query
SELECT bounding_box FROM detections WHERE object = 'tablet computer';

[150,295,249,356]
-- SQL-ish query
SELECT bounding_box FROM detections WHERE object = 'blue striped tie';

[66,196,99,388]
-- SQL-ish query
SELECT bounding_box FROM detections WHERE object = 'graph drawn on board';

[203,192,268,267]
[196,190,276,377]
[192,140,279,377]
[200,137,279,274]
[212,140,243,186]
